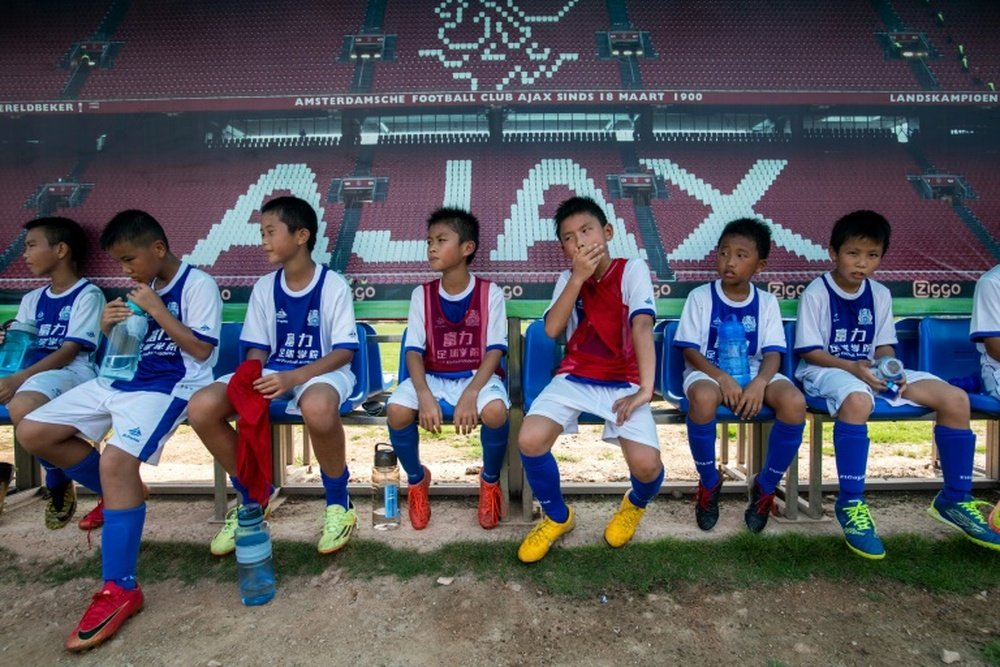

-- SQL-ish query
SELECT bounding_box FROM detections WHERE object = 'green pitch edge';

[0,298,974,324]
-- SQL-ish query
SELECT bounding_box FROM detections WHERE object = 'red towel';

[226,359,272,506]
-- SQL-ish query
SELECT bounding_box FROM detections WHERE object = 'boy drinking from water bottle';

[0,217,103,527]
[17,210,222,651]
[674,218,805,533]
[794,210,1000,559]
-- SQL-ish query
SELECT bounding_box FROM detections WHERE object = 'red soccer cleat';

[477,477,507,529]
[407,466,431,530]
[65,581,144,652]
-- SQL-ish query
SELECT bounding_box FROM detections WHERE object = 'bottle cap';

[6,320,38,336]
[126,299,146,316]
[237,502,264,526]
[374,442,397,467]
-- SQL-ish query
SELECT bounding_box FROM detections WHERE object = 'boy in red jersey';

[386,208,510,530]
[516,196,662,563]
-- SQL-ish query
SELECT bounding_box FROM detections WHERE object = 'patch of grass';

[554,452,582,463]
[820,421,934,445]
[5,532,999,598]
[983,638,1000,666]
[891,447,922,459]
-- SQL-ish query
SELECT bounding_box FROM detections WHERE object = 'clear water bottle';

[372,442,400,530]
[0,321,37,375]
[99,300,147,382]
[716,314,751,387]
[873,356,905,399]
[234,503,276,606]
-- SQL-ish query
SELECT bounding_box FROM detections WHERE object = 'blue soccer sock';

[520,451,568,523]
[230,475,252,505]
[229,475,275,507]
[758,419,806,494]
[686,417,720,489]
[628,465,665,509]
[388,422,424,484]
[934,425,975,501]
[64,448,103,496]
[39,458,70,490]
[320,466,350,508]
[102,502,146,590]
[833,421,869,503]
[480,421,509,484]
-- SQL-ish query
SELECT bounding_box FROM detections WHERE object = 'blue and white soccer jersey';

[13,278,104,399]
[28,265,223,464]
[794,272,936,414]
[674,280,789,394]
[527,258,659,449]
[233,265,359,414]
[971,264,1000,399]
[388,275,510,412]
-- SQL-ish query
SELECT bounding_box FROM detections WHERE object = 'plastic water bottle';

[873,356,905,399]
[99,300,147,382]
[0,321,37,375]
[372,442,400,530]
[716,314,751,387]
[234,503,276,606]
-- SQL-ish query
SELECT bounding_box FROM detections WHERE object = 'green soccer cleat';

[318,503,357,554]
[835,498,886,560]
[928,493,1000,552]
[44,480,78,530]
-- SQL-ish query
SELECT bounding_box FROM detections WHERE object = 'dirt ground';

[0,423,998,665]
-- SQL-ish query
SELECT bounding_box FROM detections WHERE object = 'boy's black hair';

[24,216,88,268]
[427,207,480,264]
[830,210,891,254]
[261,196,319,251]
[718,217,771,260]
[553,196,609,237]
[100,210,169,251]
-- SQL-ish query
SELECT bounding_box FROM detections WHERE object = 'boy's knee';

[480,402,508,430]
[778,390,806,422]
[687,383,721,420]
[937,385,970,421]
[15,420,47,452]
[837,392,873,422]
[630,456,663,482]
[6,397,33,425]
[385,403,415,430]
[517,427,549,457]
[298,387,340,421]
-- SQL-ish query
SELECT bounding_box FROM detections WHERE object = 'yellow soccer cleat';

[517,506,575,563]
[604,493,646,548]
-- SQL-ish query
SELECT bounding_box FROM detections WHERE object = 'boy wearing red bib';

[517,196,662,563]
[386,208,510,530]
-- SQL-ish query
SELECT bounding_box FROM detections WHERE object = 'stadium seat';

[661,320,775,481]
[918,317,1000,479]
